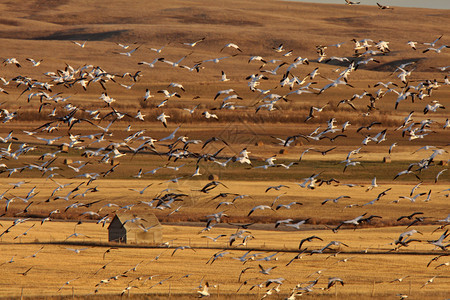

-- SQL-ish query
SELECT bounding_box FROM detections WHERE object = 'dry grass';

[1,178,448,226]
[0,0,449,299]
[1,222,450,299]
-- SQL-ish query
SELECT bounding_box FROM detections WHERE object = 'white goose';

[221,43,242,52]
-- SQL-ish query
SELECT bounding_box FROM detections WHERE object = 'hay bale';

[383,156,391,163]
[63,159,73,165]
[59,144,69,153]
[255,141,264,146]
[279,149,288,154]
[438,160,448,166]
[208,174,219,181]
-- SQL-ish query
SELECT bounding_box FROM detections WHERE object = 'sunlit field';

[1,222,450,299]
[0,0,449,299]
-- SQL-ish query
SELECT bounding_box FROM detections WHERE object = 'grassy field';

[0,0,449,299]
[1,222,450,299]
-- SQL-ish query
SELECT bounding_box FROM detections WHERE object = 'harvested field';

[0,0,449,299]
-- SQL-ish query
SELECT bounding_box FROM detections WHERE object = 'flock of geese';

[0,1,449,299]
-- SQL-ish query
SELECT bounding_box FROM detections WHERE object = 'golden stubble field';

[1,221,450,299]
[0,0,449,299]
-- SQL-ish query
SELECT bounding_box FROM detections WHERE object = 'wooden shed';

[108,212,163,245]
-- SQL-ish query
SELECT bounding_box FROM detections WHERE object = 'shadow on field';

[34,29,129,41]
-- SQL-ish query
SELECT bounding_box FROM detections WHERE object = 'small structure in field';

[208,174,219,181]
[382,156,391,163]
[438,160,448,166]
[59,144,69,153]
[108,212,162,244]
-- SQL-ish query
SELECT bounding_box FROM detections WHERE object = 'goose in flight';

[397,212,424,222]
[200,55,237,64]
[423,100,445,114]
[435,169,448,183]
[148,44,166,53]
[182,37,205,47]
[206,250,230,265]
[327,277,344,289]
[298,147,316,161]
[318,77,353,94]
[65,247,89,254]
[221,43,242,52]
[179,62,203,72]
[67,162,90,173]
[311,241,349,254]
[118,46,140,56]
[34,135,63,145]
[0,76,10,85]
[64,232,91,241]
[71,41,86,48]
[156,112,170,128]
[159,54,192,68]
[202,234,226,242]
[142,88,154,102]
[26,58,43,67]
[57,277,80,292]
[345,0,360,4]
[202,111,218,120]
[310,146,337,156]
[158,89,181,98]
[408,182,423,197]
[183,104,200,115]
[249,56,267,64]
[393,169,421,181]
[407,41,418,50]
[258,264,277,275]
[423,35,443,47]
[248,205,273,216]
[333,213,368,231]
[423,45,448,54]
[129,184,153,195]
[427,230,450,250]
[119,83,134,90]
[276,202,303,210]
[265,184,289,193]
[221,71,230,82]
[3,58,21,67]
[171,245,196,256]
[389,275,410,283]
[420,275,439,289]
[285,219,310,229]
[321,195,351,205]
[257,252,281,262]
[138,58,161,68]
[298,235,323,250]
[435,262,450,269]
[277,162,299,169]
[275,218,293,228]
[116,42,137,49]
[135,110,145,121]
[197,282,210,297]
[214,88,238,100]
[273,43,285,52]
[395,229,422,245]
[377,3,393,9]
[261,62,287,75]
[156,99,168,107]
[365,177,378,192]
